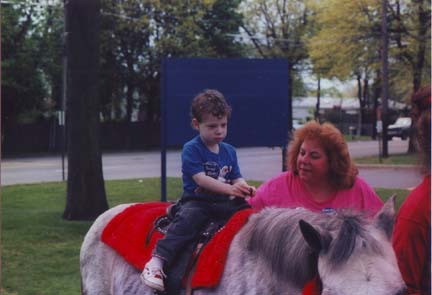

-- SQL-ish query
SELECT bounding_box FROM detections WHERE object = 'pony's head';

[299,196,406,295]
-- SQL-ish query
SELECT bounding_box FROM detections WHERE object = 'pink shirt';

[248,171,383,215]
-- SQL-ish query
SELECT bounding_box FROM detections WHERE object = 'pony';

[80,197,406,295]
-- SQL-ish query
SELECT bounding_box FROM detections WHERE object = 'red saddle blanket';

[302,276,321,295]
[101,201,254,289]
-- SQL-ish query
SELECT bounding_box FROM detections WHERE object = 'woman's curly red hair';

[288,121,358,190]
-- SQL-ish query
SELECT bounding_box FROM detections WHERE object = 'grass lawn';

[343,135,372,142]
[354,152,420,165]
[1,178,409,295]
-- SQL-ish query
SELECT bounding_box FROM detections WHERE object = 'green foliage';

[199,0,246,57]
[354,152,420,165]
[3,0,246,126]
[241,0,310,61]
[1,0,64,139]
[307,0,431,99]
[98,0,246,123]
[36,3,64,114]
[241,0,311,97]
[307,0,381,81]
[4,0,429,131]
[99,0,154,122]
[1,3,49,127]
[389,0,431,91]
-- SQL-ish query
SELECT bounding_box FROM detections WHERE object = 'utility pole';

[61,0,68,181]
[381,0,389,157]
[315,75,321,122]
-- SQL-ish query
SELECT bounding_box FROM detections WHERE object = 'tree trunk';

[408,0,428,153]
[63,0,108,220]
[363,78,369,108]
[372,71,381,140]
[314,75,321,122]
[412,0,427,92]
[381,0,389,158]
[361,78,369,137]
[357,75,363,136]
[125,83,134,149]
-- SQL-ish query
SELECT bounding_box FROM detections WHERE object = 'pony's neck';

[244,208,319,288]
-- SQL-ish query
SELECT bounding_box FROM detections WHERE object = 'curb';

[356,164,418,169]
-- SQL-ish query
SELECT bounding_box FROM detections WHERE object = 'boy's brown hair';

[191,89,232,122]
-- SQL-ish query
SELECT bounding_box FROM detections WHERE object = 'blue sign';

[161,58,290,147]
[160,58,290,201]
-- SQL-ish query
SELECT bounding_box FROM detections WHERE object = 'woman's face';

[296,138,330,184]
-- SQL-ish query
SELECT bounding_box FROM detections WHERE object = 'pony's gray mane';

[326,214,382,268]
[240,207,383,288]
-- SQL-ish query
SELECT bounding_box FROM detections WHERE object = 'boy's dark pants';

[154,197,249,267]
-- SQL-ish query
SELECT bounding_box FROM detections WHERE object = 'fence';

[2,109,400,156]
[2,120,160,156]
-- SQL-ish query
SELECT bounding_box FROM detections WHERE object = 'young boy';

[141,89,256,291]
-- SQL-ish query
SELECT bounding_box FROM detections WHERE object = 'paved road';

[1,139,422,189]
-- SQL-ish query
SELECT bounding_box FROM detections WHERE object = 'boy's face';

[192,114,228,147]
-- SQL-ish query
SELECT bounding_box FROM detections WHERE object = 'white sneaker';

[141,266,166,291]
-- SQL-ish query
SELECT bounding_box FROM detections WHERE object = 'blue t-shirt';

[182,135,242,198]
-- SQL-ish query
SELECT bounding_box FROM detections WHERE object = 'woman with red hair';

[392,85,431,295]
[248,121,383,215]
[248,121,383,294]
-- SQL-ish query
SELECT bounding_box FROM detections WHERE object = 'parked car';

[387,117,412,140]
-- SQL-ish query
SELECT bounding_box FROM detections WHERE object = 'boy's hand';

[231,182,256,198]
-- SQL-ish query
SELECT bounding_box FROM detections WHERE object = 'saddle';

[151,202,232,294]
[149,201,222,241]
[101,201,254,294]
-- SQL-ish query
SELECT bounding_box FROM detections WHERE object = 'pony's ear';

[299,220,331,253]
[373,195,396,240]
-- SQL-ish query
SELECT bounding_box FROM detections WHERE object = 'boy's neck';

[200,136,219,153]
[207,144,219,153]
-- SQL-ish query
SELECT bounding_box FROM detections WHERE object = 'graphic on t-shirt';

[218,165,232,184]
[203,162,220,179]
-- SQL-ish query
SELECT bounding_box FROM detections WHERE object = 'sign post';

[58,110,66,181]
[376,109,383,163]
